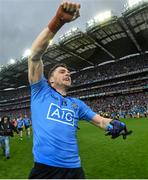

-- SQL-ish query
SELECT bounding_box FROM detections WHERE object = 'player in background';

[23,115,31,137]
[17,115,24,140]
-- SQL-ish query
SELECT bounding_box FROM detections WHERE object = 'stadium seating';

[0,2,148,119]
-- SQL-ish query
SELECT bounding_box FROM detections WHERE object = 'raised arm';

[28,1,80,84]
[28,28,52,84]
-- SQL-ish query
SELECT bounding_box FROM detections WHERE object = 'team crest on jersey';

[47,103,75,126]
[62,100,67,106]
[71,102,78,109]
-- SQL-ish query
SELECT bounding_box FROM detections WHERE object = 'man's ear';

[49,77,54,84]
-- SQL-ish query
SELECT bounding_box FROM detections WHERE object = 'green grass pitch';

[0,118,148,179]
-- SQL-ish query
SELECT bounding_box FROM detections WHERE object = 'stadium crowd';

[68,79,148,97]
[0,57,147,120]
[0,91,147,119]
[85,92,148,119]
[72,57,148,85]
[0,87,30,102]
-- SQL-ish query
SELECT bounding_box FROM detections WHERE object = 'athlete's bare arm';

[28,28,53,84]
[91,114,112,129]
[28,1,80,84]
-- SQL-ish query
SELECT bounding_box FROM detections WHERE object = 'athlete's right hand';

[56,1,80,23]
[48,1,80,33]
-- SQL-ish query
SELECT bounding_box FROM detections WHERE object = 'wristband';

[48,16,65,34]
[106,123,113,131]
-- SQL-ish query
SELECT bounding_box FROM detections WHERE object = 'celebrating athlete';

[28,1,132,179]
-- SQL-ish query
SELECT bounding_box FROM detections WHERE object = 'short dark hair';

[48,63,69,80]
[1,116,10,122]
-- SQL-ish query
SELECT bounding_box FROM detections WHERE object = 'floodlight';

[127,0,145,8]
[23,49,31,58]
[71,27,78,32]
[65,27,79,37]
[94,11,112,23]
[87,11,112,28]
[59,27,79,42]
[49,39,53,46]
[87,19,95,28]
[9,58,16,64]
[0,65,4,71]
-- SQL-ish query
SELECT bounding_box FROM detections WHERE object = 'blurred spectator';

[0,116,18,159]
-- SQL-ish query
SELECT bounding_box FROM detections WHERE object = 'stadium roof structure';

[0,1,148,90]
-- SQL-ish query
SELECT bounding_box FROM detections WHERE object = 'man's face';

[49,67,72,88]
[4,117,8,123]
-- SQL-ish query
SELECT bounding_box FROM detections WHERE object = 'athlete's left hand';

[106,119,132,139]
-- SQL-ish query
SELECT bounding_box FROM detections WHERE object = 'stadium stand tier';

[0,2,148,118]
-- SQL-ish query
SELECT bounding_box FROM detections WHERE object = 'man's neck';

[52,86,67,96]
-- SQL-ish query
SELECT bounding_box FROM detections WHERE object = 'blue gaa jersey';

[17,119,24,128]
[31,77,96,168]
[23,118,30,127]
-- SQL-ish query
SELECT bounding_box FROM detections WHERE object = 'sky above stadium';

[0,0,127,66]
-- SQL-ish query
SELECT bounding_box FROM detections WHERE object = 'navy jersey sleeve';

[78,99,97,121]
[30,76,51,99]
